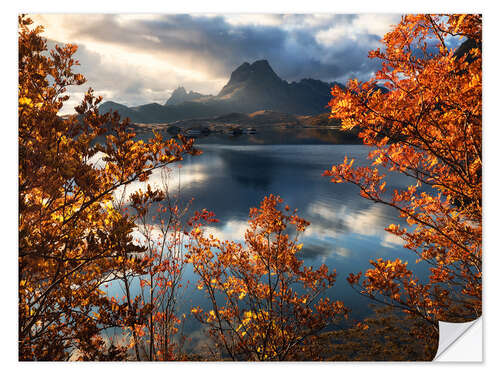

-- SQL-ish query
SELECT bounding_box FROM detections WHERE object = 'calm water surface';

[104,130,430,349]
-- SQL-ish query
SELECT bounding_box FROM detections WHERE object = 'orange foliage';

[186,195,348,360]
[325,14,482,325]
[18,16,198,360]
[123,176,191,361]
[18,12,482,361]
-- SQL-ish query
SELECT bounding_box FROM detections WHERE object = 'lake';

[103,129,430,351]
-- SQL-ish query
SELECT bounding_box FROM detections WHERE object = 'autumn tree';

[113,169,191,361]
[186,195,348,360]
[324,14,482,329]
[18,15,199,360]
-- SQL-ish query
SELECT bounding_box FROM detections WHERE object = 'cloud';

[32,13,401,113]
[84,150,220,205]
[305,199,408,250]
[300,243,351,261]
[203,220,248,243]
[381,232,406,248]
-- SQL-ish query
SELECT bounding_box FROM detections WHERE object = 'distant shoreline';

[127,123,362,146]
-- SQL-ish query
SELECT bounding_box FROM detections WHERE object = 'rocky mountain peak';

[218,59,284,98]
[99,59,350,123]
[165,86,206,106]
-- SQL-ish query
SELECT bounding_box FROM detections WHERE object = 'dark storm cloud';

[38,13,407,111]
[65,14,390,84]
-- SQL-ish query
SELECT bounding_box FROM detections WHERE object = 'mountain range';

[99,60,344,123]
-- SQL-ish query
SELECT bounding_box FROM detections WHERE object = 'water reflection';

[104,136,431,348]
[171,143,430,322]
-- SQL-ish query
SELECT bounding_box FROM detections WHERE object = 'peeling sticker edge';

[434,316,482,362]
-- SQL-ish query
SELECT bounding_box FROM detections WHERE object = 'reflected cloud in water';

[108,139,432,330]
[203,220,248,243]
[300,243,350,263]
[303,201,407,251]
[174,143,418,267]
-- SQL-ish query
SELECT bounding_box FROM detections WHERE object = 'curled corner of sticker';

[433,316,483,362]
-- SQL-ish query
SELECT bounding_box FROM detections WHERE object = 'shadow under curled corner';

[433,317,483,362]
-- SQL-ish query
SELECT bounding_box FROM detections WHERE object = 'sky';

[31,13,402,113]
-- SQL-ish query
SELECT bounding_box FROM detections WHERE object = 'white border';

[3,1,497,373]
